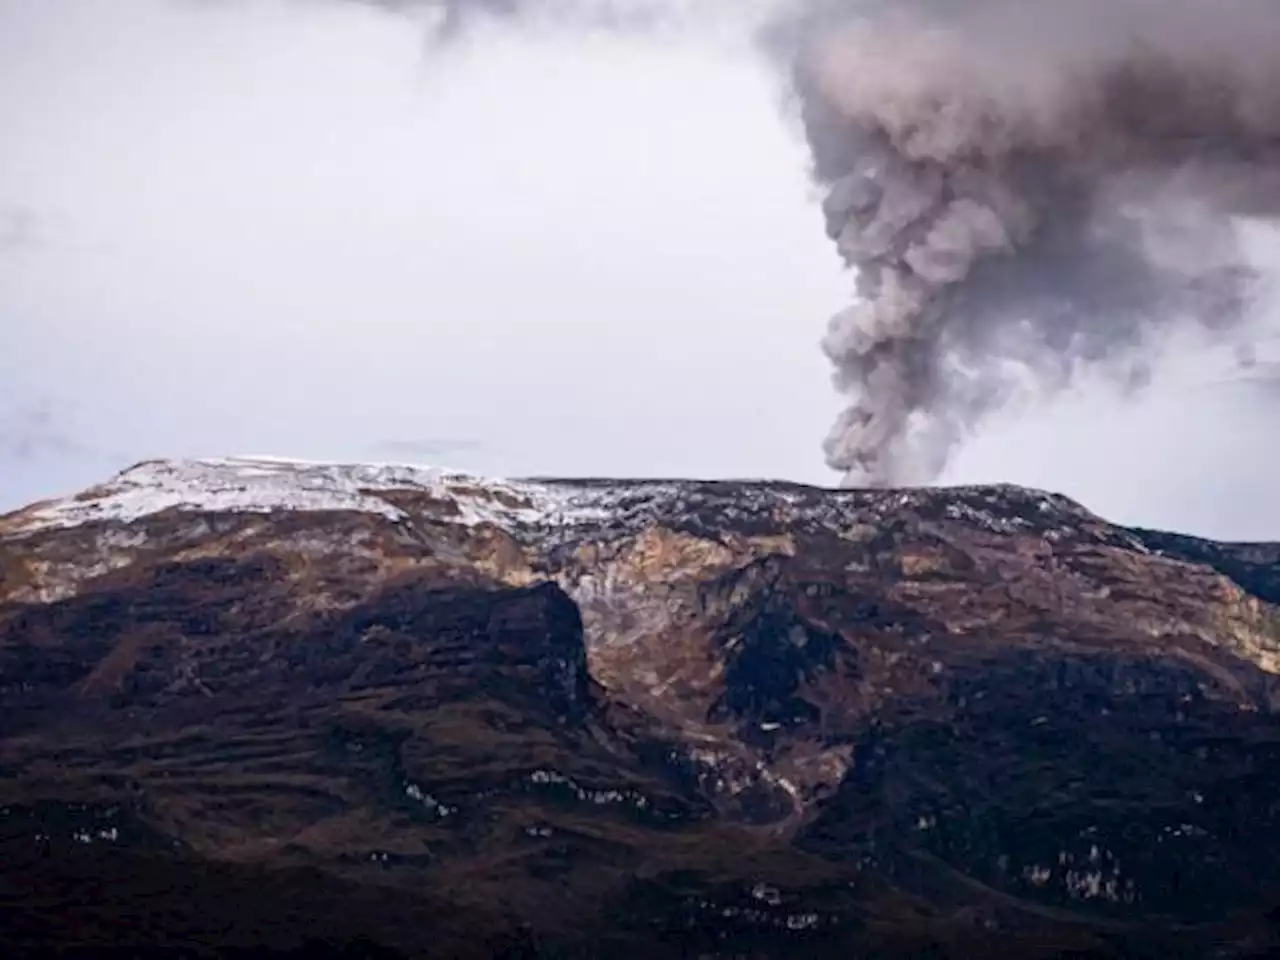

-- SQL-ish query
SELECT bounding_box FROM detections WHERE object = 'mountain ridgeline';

[2,458,1280,958]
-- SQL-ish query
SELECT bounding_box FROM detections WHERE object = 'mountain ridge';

[3,457,1280,958]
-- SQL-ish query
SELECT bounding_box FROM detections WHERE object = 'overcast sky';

[2,0,1279,540]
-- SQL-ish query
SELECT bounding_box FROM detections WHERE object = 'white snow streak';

[7,457,619,534]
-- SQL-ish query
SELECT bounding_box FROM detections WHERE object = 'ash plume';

[340,0,1280,487]
[781,0,1280,486]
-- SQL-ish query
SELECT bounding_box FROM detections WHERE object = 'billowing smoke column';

[783,0,1280,486]
[359,0,1280,487]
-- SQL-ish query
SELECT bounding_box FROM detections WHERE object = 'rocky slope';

[3,457,1280,958]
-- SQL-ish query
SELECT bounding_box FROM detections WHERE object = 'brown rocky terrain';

[2,457,1280,958]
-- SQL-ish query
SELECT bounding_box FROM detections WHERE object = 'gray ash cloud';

[782,0,1280,486]
[336,0,1280,487]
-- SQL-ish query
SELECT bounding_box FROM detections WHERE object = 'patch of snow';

[1023,864,1053,887]
[751,883,783,906]
[526,768,651,810]
[7,456,627,536]
[70,827,118,845]
[404,781,455,818]
[4,455,1098,548]
[786,913,820,931]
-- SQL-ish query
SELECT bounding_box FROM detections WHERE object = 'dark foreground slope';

[2,459,1280,958]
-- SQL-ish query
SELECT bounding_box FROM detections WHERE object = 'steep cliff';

[2,457,1280,958]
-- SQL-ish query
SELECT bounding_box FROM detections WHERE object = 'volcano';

[2,457,1280,958]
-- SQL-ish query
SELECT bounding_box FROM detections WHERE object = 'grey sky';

[2,0,1278,540]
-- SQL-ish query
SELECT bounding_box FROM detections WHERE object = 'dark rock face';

[704,558,851,732]
[804,649,1280,921]
[3,461,1280,958]
[1131,528,1280,606]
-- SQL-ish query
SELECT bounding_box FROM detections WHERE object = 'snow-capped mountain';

[2,458,1280,958]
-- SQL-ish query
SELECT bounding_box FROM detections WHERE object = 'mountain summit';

[3,457,1280,958]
